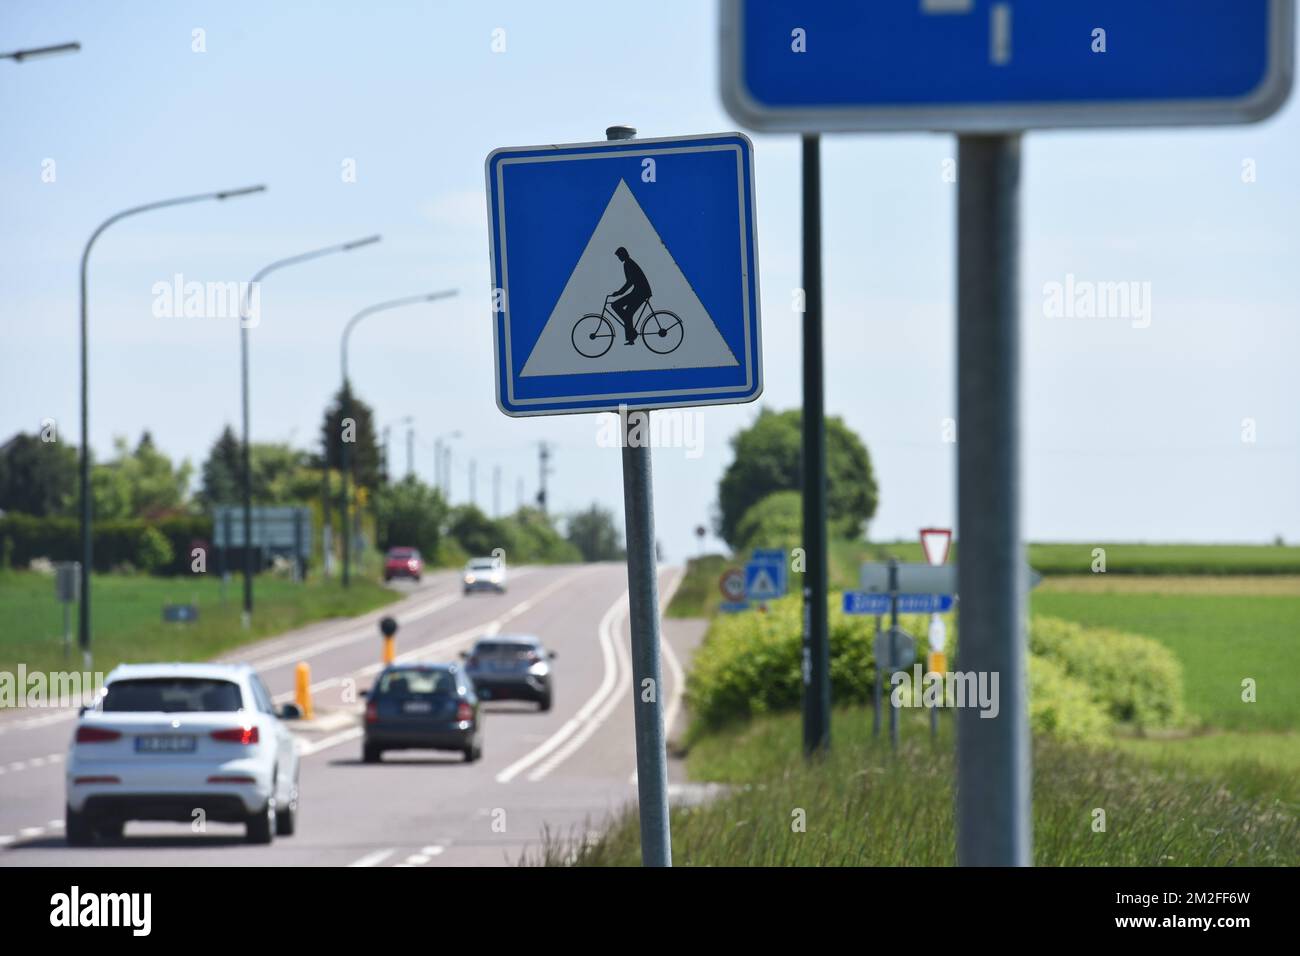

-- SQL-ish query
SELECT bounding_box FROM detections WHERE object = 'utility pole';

[469,459,477,508]
[516,476,524,512]
[537,442,552,514]
[405,423,414,479]
[493,465,501,517]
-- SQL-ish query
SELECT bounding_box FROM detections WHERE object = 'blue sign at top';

[721,0,1293,132]
[485,133,762,416]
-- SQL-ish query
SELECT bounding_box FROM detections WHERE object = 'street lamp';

[78,185,266,666]
[433,431,462,498]
[339,290,458,586]
[1,42,81,62]
[237,235,380,625]
[382,416,414,482]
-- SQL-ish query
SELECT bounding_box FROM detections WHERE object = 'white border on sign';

[485,132,763,416]
[719,0,1294,133]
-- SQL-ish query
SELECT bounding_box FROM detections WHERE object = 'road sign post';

[801,134,831,759]
[486,122,763,866]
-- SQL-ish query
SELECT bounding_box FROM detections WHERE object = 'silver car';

[461,635,555,711]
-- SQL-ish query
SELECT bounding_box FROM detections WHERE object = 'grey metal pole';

[78,185,266,664]
[888,559,899,752]
[872,613,882,739]
[340,381,351,589]
[801,134,831,757]
[608,123,671,868]
[955,133,1030,867]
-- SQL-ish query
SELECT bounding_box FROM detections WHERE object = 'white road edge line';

[347,848,395,868]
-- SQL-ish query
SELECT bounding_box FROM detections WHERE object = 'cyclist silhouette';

[610,247,652,345]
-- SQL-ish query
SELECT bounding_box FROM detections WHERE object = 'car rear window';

[376,670,456,697]
[102,678,244,713]
[468,560,497,569]
[388,548,414,558]
[474,642,534,656]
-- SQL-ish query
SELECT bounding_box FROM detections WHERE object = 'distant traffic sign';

[875,628,916,673]
[745,559,785,602]
[920,527,952,567]
[860,562,957,595]
[721,0,1294,133]
[485,133,762,416]
[720,568,747,603]
[843,592,954,616]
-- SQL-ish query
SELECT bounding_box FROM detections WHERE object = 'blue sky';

[3,1,1297,561]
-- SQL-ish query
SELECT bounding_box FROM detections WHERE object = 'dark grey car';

[461,636,555,711]
[361,663,482,763]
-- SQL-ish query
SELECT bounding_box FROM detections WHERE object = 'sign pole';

[888,558,899,752]
[955,133,1030,867]
[872,613,882,738]
[608,124,672,868]
[801,133,831,757]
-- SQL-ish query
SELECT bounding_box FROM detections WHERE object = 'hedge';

[0,513,213,575]
[684,592,1185,742]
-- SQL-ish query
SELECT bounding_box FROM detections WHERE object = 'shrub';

[1027,655,1113,745]
[1029,615,1185,731]
[734,491,801,554]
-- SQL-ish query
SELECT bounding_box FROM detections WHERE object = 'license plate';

[402,701,433,714]
[135,734,196,753]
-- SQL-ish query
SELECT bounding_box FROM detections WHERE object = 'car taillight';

[75,726,121,743]
[365,701,378,723]
[455,702,473,722]
[210,726,259,745]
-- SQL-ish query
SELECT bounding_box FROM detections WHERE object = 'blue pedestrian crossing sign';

[485,133,762,416]
[721,0,1294,133]
[745,557,786,602]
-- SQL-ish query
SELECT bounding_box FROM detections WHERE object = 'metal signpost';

[55,561,80,659]
[486,126,762,866]
[722,0,1292,867]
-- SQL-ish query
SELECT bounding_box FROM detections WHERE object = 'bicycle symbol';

[571,297,684,359]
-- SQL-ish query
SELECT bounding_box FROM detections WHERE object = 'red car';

[383,547,423,583]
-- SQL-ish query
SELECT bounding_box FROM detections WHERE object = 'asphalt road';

[0,563,705,867]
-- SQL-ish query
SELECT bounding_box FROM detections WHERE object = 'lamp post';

[238,235,381,624]
[339,291,458,586]
[78,185,266,666]
[382,416,413,483]
[434,431,462,498]
[1,42,80,62]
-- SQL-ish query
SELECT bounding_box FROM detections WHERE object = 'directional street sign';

[859,562,1041,593]
[721,0,1294,133]
[485,133,762,416]
[844,592,954,616]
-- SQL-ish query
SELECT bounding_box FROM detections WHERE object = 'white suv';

[463,555,507,594]
[66,662,301,846]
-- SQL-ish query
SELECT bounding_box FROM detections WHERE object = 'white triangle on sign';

[749,568,777,597]
[520,179,740,377]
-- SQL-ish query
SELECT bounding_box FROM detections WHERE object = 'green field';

[0,570,398,677]
[1030,587,1300,732]
[862,541,1300,576]
[530,707,1297,867]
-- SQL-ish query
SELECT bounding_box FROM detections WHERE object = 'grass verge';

[0,570,399,678]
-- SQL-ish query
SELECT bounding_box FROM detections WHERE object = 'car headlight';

[465,574,476,583]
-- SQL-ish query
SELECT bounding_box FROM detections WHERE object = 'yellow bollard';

[295,661,314,720]
[382,635,395,665]
[926,651,946,675]
[380,616,398,665]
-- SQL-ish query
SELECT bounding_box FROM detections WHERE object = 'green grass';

[1031,590,1300,732]
[526,706,1297,866]
[0,570,399,678]
[665,555,728,618]
[862,541,1300,576]
[1113,733,1300,803]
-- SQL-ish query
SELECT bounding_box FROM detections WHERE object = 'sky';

[2,1,1297,562]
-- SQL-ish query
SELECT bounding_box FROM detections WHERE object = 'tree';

[199,425,242,507]
[734,490,802,553]
[715,408,877,547]
[508,506,581,564]
[91,433,192,520]
[375,476,448,558]
[566,503,625,562]
[448,504,511,557]
[0,432,78,516]
[319,383,381,492]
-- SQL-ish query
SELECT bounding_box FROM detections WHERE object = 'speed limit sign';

[719,568,746,603]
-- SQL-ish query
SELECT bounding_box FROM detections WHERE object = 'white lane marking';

[524,567,685,783]
[405,854,429,865]
[0,710,80,736]
[29,756,46,767]
[660,570,688,742]
[0,835,14,847]
[255,591,461,673]
[286,567,594,761]
[47,819,63,828]
[422,845,445,856]
[527,599,630,782]
[19,826,44,837]
[0,753,65,775]
[9,762,27,772]
[496,592,627,784]
[296,727,363,757]
[348,848,395,867]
